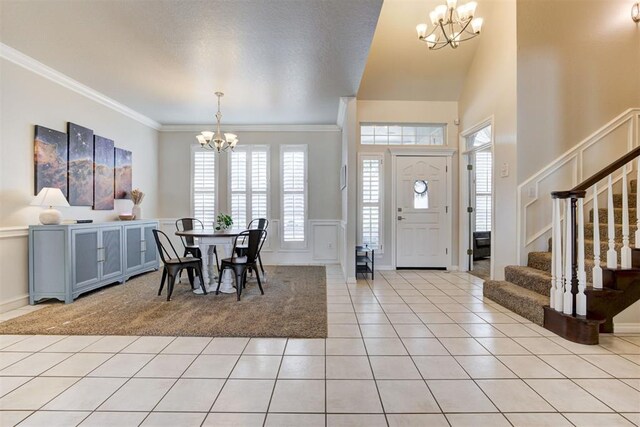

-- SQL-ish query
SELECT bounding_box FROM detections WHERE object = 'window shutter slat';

[193,150,215,225]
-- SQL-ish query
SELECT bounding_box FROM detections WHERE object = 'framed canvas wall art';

[34,125,68,197]
[67,122,94,206]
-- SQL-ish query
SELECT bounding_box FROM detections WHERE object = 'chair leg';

[236,271,244,301]
[196,264,207,295]
[167,272,177,301]
[255,266,264,295]
[258,253,265,274]
[186,268,195,289]
[158,268,167,296]
[216,267,224,295]
[213,246,220,272]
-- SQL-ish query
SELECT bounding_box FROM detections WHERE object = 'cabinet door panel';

[126,226,143,272]
[143,225,158,265]
[102,227,123,280]
[72,229,100,289]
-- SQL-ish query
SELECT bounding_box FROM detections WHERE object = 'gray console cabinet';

[29,220,159,304]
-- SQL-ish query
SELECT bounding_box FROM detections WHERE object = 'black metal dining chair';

[175,217,219,271]
[217,229,267,301]
[235,218,269,274]
[152,229,206,300]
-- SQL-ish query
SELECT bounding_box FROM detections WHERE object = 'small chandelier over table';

[196,91,238,153]
[416,0,483,50]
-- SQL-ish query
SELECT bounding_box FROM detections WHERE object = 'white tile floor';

[0,266,639,426]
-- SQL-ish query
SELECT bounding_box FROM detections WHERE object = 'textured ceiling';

[358,0,480,101]
[1,0,382,125]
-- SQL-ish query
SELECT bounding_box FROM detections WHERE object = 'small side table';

[355,245,374,280]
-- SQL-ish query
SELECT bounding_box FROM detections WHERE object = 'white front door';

[396,156,449,268]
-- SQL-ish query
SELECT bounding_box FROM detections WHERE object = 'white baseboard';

[448,265,459,271]
[0,294,29,313]
[614,323,640,334]
[374,265,395,271]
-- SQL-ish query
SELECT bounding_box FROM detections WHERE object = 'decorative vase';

[132,204,142,220]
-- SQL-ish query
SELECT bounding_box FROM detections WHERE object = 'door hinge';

[446,166,448,172]
[467,207,473,213]
[467,164,473,171]
[467,249,473,255]
[445,206,449,213]
[446,248,448,254]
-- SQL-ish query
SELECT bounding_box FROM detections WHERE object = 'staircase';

[485,167,640,344]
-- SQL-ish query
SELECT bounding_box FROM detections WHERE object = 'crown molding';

[160,124,341,132]
[336,96,355,129]
[0,43,161,130]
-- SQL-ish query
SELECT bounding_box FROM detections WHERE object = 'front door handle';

[398,216,406,221]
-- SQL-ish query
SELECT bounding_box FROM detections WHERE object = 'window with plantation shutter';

[228,145,269,228]
[281,145,307,247]
[359,154,384,251]
[475,150,492,232]
[191,148,216,226]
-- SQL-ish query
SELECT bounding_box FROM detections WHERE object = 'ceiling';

[1,0,382,125]
[358,0,480,101]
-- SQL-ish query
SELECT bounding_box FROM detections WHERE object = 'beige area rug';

[0,266,327,338]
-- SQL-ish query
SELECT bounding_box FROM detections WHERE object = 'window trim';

[227,144,271,228]
[190,144,218,226]
[358,152,385,253]
[360,122,448,146]
[280,144,308,250]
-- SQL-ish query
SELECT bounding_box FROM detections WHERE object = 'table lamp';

[31,187,70,225]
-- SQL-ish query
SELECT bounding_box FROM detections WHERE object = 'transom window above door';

[360,123,445,145]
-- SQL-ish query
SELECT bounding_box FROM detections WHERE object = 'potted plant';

[215,213,233,231]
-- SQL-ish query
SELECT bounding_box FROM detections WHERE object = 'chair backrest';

[232,229,266,264]
[175,217,204,247]
[152,229,182,265]
[248,218,269,230]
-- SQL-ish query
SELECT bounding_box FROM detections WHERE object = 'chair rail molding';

[0,226,29,239]
[517,108,640,264]
[158,218,341,265]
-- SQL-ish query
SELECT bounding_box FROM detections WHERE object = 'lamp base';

[40,208,62,225]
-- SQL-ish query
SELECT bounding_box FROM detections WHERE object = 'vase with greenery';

[215,213,233,231]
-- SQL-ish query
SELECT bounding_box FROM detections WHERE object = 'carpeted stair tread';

[527,251,597,283]
[590,208,636,224]
[585,222,638,240]
[613,193,637,207]
[483,280,548,325]
[504,265,551,297]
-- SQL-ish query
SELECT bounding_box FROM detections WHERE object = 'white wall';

[157,128,342,264]
[356,100,460,270]
[458,0,518,281]
[517,0,640,183]
[0,58,159,311]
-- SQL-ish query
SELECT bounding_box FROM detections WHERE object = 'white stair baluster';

[564,199,574,315]
[622,164,632,268]
[636,157,640,248]
[554,198,564,311]
[607,174,618,268]
[576,198,587,315]
[592,184,603,289]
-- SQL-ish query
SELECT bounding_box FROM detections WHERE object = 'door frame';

[459,117,495,278]
[389,147,456,270]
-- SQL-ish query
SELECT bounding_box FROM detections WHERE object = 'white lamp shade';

[201,131,214,140]
[31,187,70,208]
[224,133,237,141]
[416,23,428,38]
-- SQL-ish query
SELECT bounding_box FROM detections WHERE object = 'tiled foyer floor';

[0,266,639,426]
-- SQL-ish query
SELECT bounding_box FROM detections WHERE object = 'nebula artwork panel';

[68,122,94,206]
[93,135,115,210]
[114,148,132,199]
[34,125,68,197]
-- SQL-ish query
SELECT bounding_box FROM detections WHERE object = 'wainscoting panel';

[0,226,30,312]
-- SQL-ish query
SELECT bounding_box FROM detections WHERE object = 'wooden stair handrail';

[573,145,640,192]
